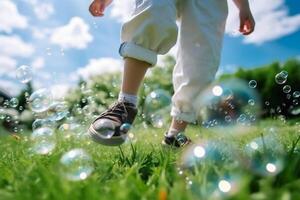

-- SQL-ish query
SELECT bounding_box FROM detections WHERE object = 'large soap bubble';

[30,127,56,155]
[47,101,69,121]
[144,89,172,128]
[194,79,261,133]
[243,128,285,176]
[60,148,94,181]
[29,88,53,113]
[179,139,243,199]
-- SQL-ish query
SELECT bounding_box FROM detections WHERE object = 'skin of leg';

[121,57,151,95]
[169,118,188,132]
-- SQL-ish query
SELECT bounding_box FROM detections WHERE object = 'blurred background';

[0,0,300,131]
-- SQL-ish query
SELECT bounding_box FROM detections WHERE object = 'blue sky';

[0,0,300,97]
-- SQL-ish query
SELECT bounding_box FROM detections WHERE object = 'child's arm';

[233,0,255,35]
[89,0,113,17]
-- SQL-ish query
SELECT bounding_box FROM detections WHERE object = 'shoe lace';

[99,102,129,122]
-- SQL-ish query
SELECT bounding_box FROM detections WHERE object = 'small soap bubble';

[120,123,132,133]
[9,98,19,108]
[275,71,288,85]
[248,80,257,88]
[282,85,291,93]
[16,65,33,84]
[293,91,300,98]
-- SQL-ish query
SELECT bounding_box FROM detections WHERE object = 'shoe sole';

[88,125,126,146]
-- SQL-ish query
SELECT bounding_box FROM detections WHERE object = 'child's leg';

[89,0,179,146]
[168,0,229,136]
[121,58,150,95]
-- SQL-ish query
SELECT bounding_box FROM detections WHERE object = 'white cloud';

[31,57,45,69]
[0,0,28,33]
[50,84,72,100]
[0,79,21,96]
[226,0,300,44]
[0,56,17,76]
[76,57,123,80]
[27,0,55,20]
[0,35,34,58]
[110,0,135,22]
[31,27,52,40]
[50,17,93,49]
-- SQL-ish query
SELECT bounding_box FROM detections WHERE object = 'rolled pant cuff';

[119,42,157,66]
[170,107,197,123]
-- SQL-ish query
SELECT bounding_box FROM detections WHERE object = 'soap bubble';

[144,89,171,128]
[243,130,285,176]
[282,85,291,93]
[179,139,239,170]
[194,79,261,133]
[275,71,288,85]
[248,80,257,88]
[16,65,33,84]
[32,118,56,130]
[180,139,242,199]
[120,123,132,134]
[29,88,53,113]
[60,148,94,181]
[47,101,69,121]
[9,98,19,108]
[30,127,56,155]
[289,107,300,116]
[293,91,300,98]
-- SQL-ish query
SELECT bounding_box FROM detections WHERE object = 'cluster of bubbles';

[272,70,300,116]
[194,79,261,133]
[12,65,95,181]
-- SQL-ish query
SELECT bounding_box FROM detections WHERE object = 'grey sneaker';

[162,132,192,148]
[88,101,137,146]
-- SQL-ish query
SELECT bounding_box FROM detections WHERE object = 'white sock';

[166,128,181,137]
[118,92,138,106]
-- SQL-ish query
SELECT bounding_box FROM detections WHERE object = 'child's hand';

[89,0,113,17]
[239,7,255,35]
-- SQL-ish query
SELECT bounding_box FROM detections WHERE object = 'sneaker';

[88,101,137,146]
[162,132,191,148]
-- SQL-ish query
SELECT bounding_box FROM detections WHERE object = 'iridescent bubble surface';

[275,71,288,85]
[47,101,69,121]
[60,148,94,181]
[243,129,285,176]
[282,85,291,93]
[30,127,56,155]
[16,65,33,84]
[29,89,53,113]
[9,98,19,108]
[248,80,257,88]
[194,79,261,132]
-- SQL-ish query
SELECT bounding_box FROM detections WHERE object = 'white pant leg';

[171,0,228,123]
[119,0,178,66]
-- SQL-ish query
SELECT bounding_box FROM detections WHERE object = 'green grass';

[0,121,300,200]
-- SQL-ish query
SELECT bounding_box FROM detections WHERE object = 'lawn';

[0,120,300,200]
